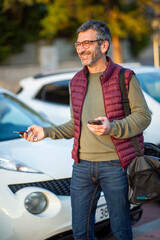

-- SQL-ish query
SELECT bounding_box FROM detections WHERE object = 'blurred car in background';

[17,66,160,146]
[17,69,76,125]
[0,88,142,240]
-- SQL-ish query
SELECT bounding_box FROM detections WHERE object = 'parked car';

[17,69,76,125]
[17,66,160,146]
[0,88,142,240]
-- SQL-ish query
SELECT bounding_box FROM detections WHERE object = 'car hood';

[0,137,74,179]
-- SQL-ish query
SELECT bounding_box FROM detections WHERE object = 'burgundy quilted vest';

[70,57,144,169]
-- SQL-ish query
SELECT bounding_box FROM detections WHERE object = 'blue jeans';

[70,160,133,240]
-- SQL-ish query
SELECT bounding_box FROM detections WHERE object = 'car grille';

[8,178,71,196]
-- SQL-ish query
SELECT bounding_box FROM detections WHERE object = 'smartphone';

[88,120,102,125]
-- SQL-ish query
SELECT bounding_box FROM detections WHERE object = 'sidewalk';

[133,202,160,240]
[133,218,160,239]
[101,202,160,240]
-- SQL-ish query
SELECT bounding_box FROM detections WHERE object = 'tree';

[40,0,160,63]
[0,0,46,63]
[1,0,160,63]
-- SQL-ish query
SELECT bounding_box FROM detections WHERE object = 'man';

[23,20,151,240]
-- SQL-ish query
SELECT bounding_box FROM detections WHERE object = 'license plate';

[95,204,109,222]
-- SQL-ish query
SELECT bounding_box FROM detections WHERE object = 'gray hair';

[77,20,111,54]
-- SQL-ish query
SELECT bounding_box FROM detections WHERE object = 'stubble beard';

[80,45,103,67]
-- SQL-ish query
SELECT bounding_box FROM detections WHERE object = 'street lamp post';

[152,17,160,68]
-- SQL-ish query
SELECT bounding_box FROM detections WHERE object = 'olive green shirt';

[44,73,151,161]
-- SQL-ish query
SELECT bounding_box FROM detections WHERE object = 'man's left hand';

[87,117,110,135]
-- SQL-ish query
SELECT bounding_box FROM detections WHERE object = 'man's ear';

[101,40,109,54]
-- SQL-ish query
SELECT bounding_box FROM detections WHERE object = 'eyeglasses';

[75,40,103,49]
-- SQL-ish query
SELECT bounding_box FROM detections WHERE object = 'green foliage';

[129,34,150,57]
[0,9,25,62]
[40,0,153,39]
[39,0,155,61]
[0,0,160,62]
[0,0,46,63]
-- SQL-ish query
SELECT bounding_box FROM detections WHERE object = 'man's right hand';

[21,124,45,142]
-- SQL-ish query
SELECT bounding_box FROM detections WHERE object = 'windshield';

[137,72,160,103]
[0,93,52,141]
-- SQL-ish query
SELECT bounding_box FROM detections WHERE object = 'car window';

[0,93,51,141]
[137,72,160,103]
[35,80,70,105]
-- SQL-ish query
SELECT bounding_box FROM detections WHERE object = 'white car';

[17,69,77,125]
[0,88,142,240]
[17,66,160,146]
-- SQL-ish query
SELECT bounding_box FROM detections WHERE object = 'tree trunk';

[112,35,123,64]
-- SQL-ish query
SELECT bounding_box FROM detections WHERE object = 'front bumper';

[0,171,107,240]
[0,169,143,240]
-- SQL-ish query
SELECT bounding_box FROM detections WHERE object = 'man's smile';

[79,52,90,60]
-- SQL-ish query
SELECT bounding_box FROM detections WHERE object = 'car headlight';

[0,154,42,173]
[24,192,47,214]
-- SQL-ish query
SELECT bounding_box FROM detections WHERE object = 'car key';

[13,130,37,141]
[13,131,28,136]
